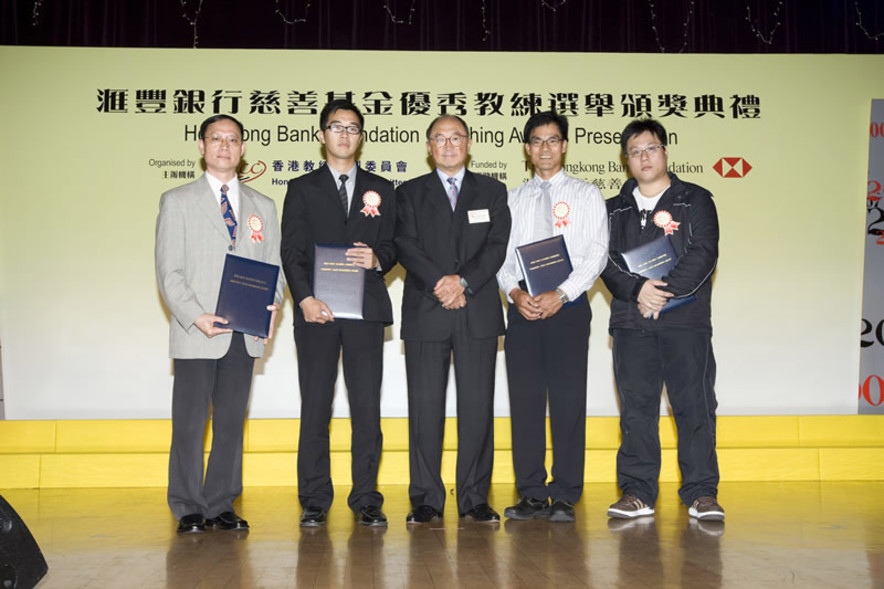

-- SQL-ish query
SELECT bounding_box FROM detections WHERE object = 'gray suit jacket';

[156,173,284,359]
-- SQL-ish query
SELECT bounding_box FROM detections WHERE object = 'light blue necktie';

[533,180,553,240]
[446,177,458,211]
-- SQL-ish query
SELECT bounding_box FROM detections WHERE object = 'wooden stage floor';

[3,482,883,588]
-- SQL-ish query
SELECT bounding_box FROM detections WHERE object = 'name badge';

[468,209,490,224]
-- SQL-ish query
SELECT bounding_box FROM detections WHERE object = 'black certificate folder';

[313,243,365,320]
[214,254,279,338]
[620,236,695,314]
[515,235,573,297]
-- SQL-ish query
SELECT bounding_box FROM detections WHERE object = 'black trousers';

[294,319,384,512]
[504,296,591,504]
[611,328,720,507]
[168,333,254,520]
[404,313,498,514]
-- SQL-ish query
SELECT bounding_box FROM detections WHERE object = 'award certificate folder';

[313,243,365,320]
[620,236,695,314]
[515,235,573,297]
[214,254,279,338]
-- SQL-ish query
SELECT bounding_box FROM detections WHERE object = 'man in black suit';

[395,115,511,524]
[281,100,396,528]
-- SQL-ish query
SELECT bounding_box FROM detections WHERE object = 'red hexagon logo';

[713,157,752,178]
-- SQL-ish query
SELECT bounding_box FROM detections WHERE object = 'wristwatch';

[556,288,570,304]
[459,276,469,289]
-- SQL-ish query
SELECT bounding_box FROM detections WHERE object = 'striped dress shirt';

[497,169,609,302]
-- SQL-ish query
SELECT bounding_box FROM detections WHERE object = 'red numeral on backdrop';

[860,375,884,406]
[872,122,884,138]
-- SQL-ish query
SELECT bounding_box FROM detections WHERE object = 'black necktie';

[338,174,349,215]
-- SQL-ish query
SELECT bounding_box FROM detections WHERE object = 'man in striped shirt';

[497,111,609,522]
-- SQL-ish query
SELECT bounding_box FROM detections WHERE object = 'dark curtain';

[1,0,882,53]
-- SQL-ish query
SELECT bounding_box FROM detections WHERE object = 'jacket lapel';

[352,169,368,221]
[450,171,476,248]
[319,165,349,222]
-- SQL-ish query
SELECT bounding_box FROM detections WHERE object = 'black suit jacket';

[281,165,396,325]
[395,169,511,341]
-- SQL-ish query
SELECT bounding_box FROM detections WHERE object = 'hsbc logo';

[713,157,752,178]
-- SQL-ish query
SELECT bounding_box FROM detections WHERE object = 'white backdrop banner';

[860,99,884,414]
[1,48,883,419]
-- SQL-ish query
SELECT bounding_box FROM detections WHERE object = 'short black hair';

[426,114,470,141]
[523,111,569,143]
[198,114,244,140]
[320,99,365,131]
[620,118,668,153]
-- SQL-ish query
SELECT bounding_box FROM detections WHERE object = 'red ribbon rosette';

[360,190,382,218]
[247,214,264,242]
[653,210,680,235]
[553,201,571,228]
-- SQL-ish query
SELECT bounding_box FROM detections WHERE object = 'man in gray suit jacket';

[156,114,284,534]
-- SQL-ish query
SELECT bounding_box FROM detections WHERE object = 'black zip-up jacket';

[601,172,718,334]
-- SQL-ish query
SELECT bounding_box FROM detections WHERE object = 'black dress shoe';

[206,511,249,531]
[300,507,328,527]
[406,505,443,524]
[548,499,576,522]
[176,513,205,534]
[503,497,550,520]
[460,503,500,523]
[356,505,388,527]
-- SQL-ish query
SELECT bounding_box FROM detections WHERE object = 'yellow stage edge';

[1,416,882,489]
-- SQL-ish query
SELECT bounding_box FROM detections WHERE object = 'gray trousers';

[167,333,254,520]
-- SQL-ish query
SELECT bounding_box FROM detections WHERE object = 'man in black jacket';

[602,119,724,522]
[281,100,395,528]
[395,115,511,525]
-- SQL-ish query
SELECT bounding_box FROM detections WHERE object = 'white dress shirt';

[205,172,241,221]
[497,169,609,302]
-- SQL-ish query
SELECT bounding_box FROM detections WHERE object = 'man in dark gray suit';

[395,115,511,524]
[156,114,284,534]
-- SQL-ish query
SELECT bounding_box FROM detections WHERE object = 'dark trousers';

[404,313,498,513]
[504,297,591,504]
[168,333,254,520]
[294,319,384,512]
[611,328,719,507]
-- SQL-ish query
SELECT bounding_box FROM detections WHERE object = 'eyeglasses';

[431,134,467,147]
[529,136,563,148]
[626,144,664,159]
[326,123,362,135]
[206,134,242,146]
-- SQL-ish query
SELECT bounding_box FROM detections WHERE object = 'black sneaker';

[548,499,576,522]
[503,497,550,520]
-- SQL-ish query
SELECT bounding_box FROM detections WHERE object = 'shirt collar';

[328,164,357,185]
[436,167,465,189]
[533,168,566,188]
[205,172,239,195]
